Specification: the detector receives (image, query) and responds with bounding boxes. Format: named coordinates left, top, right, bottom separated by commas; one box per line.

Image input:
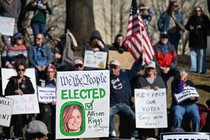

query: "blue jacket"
left=157, top=11, right=185, bottom=37
left=28, top=44, right=52, bottom=67
left=110, top=56, right=143, bottom=107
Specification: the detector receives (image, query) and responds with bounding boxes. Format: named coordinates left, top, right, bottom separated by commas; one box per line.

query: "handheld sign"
left=56, top=70, right=110, bottom=139
left=161, top=132, right=210, bottom=140
left=37, top=86, right=56, bottom=103
left=84, top=50, right=107, bottom=69
left=0, top=16, right=15, bottom=36
left=0, top=97, right=14, bottom=127
left=173, top=86, right=199, bottom=103
left=108, top=50, right=135, bottom=70
left=135, top=88, right=167, bottom=128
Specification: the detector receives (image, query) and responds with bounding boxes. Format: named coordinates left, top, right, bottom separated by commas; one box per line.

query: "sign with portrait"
left=0, top=97, right=14, bottom=127
left=108, top=50, right=135, bottom=69
left=135, top=88, right=167, bottom=128
left=56, top=70, right=110, bottom=139
left=160, top=132, right=210, bottom=140
left=0, top=16, right=15, bottom=36
left=173, top=87, right=200, bottom=103
left=84, top=50, right=107, bottom=69
left=1, top=68, right=39, bottom=114
left=37, top=86, right=56, bottom=103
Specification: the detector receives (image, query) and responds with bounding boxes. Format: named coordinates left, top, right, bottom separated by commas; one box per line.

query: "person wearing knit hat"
left=26, top=120, right=48, bottom=140
left=82, top=30, right=109, bottom=68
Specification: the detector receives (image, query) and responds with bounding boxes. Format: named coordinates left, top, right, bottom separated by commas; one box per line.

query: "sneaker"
left=109, top=131, right=116, bottom=137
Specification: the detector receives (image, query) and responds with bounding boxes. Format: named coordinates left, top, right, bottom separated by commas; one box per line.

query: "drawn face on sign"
left=67, top=108, right=82, bottom=132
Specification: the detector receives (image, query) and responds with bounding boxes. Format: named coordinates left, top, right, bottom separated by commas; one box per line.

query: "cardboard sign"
left=173, top=87, right=199, bottom=103
left=37, top=86, right=56, bottom=103
left=84, top=50, right=107, bottom=69
left=135, top=88, right=167, bottom=128
left=0, top=16, right=15, bottom=36
left=56, top=70, right=110, bottom=139
left=161, top=132, right=210, bottom=140
left=108, top=50, right=135, bottom=70
left=6, top=94, right=39, bottom=115
left=0, top=97, right=14, bottom=127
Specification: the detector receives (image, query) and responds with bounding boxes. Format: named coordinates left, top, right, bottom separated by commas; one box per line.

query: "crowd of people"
left=0, top=0, right=210, bottom=140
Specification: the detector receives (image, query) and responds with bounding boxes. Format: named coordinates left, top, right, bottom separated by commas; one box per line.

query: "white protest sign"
left=0, top=16, right=15, bottom=36
left=37, top=86, right=56, bottom=103
left=56, top=70, right=110, bottom=139
left=84, top=50, right=107, bottom=69
left=6, top=94, right=39, bottom=114
left=1, top=68, right=39, bottom=114
left=0, top=97, right=14, bottom=127
left=135, top=88, right=167, bottom=128
left=174, top=86, right=199, bottom=103
left=161, top=132, right=210, bottom=140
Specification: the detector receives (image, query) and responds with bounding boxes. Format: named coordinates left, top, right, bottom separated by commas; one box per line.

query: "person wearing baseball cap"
left=109, top=52, right=143, bottom=139
left=74, top=59, right=84, bottom=71
left=26, top=120, right=49, bottom=140
left=135, top=60, right=166, bottom=139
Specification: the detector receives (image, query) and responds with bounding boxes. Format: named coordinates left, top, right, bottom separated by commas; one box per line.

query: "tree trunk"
left=66, top=0, right=95, bottom=46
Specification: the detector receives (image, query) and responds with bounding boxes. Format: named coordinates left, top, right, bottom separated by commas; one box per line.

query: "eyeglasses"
left=74, top=64, right=83, bottom=68
left=161, top=35, right=168, bottom=39
left=110, top=65, right=118, bottom=69
left=147, top=67, right=155, bottom=70
left=17, top=68, right=25, bottom=72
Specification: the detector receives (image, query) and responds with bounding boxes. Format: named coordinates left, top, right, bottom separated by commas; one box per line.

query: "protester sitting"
left=1, top=32, right=28, bottom=68
left=135, top=60, right=166, bottom=140
left=109, top=34, right=127, bottom=53
left=28, top=33, right=52, bottom=81
left=153, top=32, right=177, bottom=84
left=26, top=120, right=49, bottom=140
left=170, top=67, right=200, bottom=132
left=109, top=52, right=143, bottom=139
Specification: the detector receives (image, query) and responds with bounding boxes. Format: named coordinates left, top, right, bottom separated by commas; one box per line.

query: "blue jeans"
left=31, top=22, right=46, bottom=37
left=110, top=103, right=138, bottom=137
left=190, top=48, right=206, bottom=73
left=171, top=104, right=200, bottom=132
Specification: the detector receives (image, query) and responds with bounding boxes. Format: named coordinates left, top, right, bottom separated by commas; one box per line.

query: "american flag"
left=124, top=0, right=154, bottom=63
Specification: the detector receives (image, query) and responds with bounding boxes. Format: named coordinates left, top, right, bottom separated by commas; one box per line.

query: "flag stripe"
left=124, top=0, right=154, bottom=63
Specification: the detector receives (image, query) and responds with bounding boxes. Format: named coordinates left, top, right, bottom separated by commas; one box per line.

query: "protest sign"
left=173, top=87, right=200, bottom=103
left=135, top=88, right=167, bottom=128
left=84, top=50, right=107, bottom=69
left=1, top=68, right=39, bottom=114
left=37, top=86, right=56, bottom=103
left=161, top=132, right=210, bottom=140
left=56, top=70, right=110, bottom=139
left=0, top=16, right=15, bottom=36
left=0, top=97, right=13, bottom=127
left=6, top=94, right=39, bottom=114
left=108, top=50, right=135, bottom=69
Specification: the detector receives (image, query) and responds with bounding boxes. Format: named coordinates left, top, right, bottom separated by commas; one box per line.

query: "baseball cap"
left=160, top=31, right=168, bottom=38
left=13, top=32, right=24, bottom=39
left=74, top=59, right=83, bottom=65
left=109, top=60, right=120, bottom=66
left=145, top=61, right=156, bottom=69
left=26, top=120, right=49, bottom=135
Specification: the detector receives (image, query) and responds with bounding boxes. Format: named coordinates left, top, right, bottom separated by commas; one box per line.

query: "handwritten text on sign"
left=6, top=94, right=39, bottom=115
left=174, top=87, right=199, bottom=103
left=0, top=16, right=15, bottom=36
left=84, top=50, right=107, bottom=69
left=38, top=86, right=56, bottom=103
left=135, top=88, right=167, bottom=128
left=56, top=70, right=110, bottom=139
left=161, top=132, right=210, bottom=140
left=0, top=97, right=13, bottom=127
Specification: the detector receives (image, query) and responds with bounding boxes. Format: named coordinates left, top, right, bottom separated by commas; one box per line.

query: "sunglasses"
left=74, top=64, right=83, bottom=68
left=174, top=5, right=178, bottom=7
left=161, top=35, right=168, bottom=39
left=110, top=65, right=118, bottom=69
left=17, top=68, right=25, bottom=72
